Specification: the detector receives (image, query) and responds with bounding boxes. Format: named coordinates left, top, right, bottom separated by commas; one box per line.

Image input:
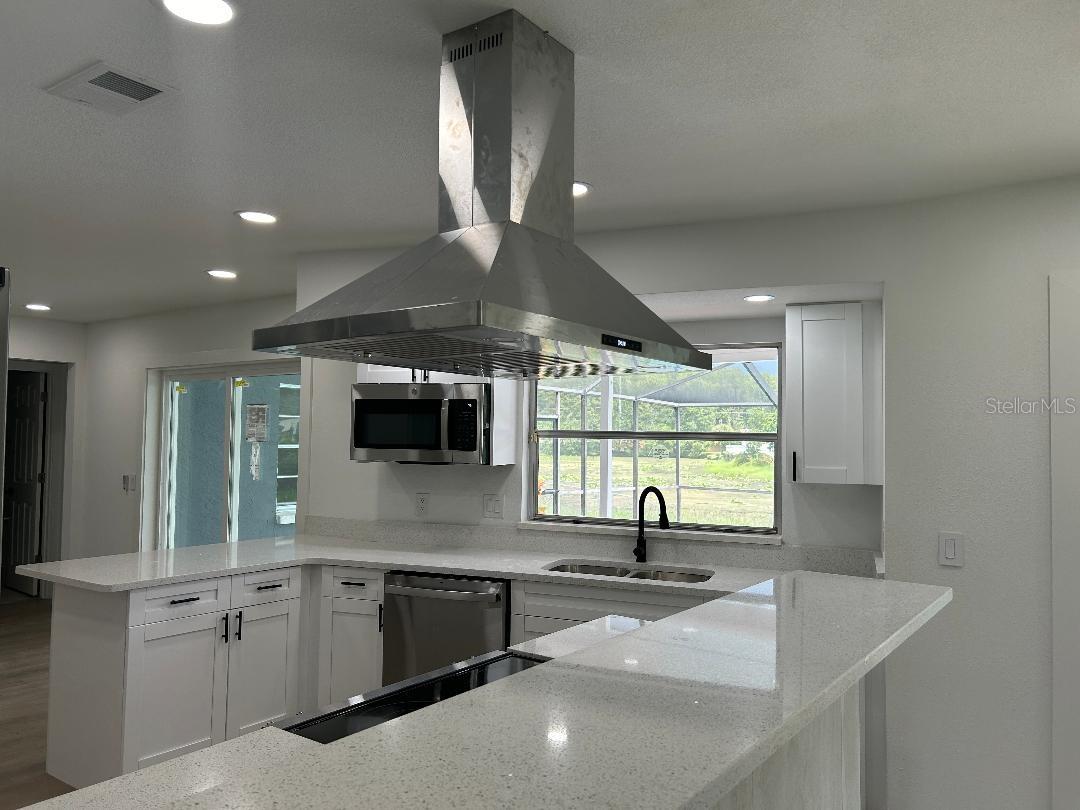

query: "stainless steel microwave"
left=351, top=382, right=516, bottom=465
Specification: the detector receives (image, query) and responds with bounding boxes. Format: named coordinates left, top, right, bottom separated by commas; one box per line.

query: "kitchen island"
left=18, top=537, right=949, bottom=809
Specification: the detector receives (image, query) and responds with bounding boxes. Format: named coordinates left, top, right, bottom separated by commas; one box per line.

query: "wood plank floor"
left=0, top=597, right=73, bottom=809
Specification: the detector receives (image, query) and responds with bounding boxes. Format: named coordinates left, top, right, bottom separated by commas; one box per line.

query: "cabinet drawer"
left=521, top=581, right=702, bottom=623
left=329, top=567, right=383, bottom=601
left=231, top=567, right=302, bottom=608
left=135, top=577, right=231, bottom=626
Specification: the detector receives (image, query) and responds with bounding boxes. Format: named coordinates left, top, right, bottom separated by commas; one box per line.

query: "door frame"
left=1049, top=276, right=1080, bottom=809
left=6, top=360, right=68, bottom=598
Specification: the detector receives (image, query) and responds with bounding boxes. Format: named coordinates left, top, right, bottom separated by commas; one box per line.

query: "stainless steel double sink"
left=544, top=560, right=714, bottom=584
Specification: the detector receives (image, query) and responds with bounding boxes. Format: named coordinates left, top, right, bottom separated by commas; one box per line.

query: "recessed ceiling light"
left=25, top=303, right=51, bottom=312
left=207, top=269, right=238, bottom=280
left=235, top=210, right=277, bottom=225
left=161, top=0, right=235, bottom=25
left=572, top=181, right=593, bottom=198
left=743, top=294, right=776, bottom=303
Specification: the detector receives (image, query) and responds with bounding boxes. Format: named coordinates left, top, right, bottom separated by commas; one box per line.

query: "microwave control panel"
left=448, top=399, right=479, bottom=452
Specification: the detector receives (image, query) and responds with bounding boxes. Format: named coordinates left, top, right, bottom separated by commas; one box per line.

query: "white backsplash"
left=302, top=516, right=879, bottom=577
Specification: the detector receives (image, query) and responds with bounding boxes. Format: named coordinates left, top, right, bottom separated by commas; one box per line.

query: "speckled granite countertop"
left=16, top=534, right=777, bottom=597
left=30, top=571, right=950, bottom=809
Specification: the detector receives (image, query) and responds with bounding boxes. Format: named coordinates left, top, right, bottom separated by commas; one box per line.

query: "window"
left=529, top=345, right=779, bottom=534
left=159, top=365, right=301, bottom=548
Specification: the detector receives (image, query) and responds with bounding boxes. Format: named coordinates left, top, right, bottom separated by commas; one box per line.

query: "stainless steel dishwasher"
left=382, top=572, right=509, bottom=685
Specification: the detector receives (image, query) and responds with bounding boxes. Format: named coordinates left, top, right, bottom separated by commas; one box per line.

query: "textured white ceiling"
left=3, top=0, right=1080, bottom=321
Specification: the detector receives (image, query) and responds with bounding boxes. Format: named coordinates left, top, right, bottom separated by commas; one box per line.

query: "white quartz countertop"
left=16, top=534, right=776, bottom=597
left=30, top=727, right=316, bottom=810
left=510, top=613, right=646, bottom=659
left=31, top=570, right=950, bottom=810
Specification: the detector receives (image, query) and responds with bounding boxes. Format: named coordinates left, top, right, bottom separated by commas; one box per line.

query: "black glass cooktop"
left=283, top=651, right=544, bottom=744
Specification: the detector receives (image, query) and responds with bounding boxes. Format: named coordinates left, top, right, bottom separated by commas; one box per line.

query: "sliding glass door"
left=162, top=365, right=301, bottom=548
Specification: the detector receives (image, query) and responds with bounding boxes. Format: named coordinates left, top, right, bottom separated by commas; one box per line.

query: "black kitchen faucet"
left=634, top=487, right=670, bottom=563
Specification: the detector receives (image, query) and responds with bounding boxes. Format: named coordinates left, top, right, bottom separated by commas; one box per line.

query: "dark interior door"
left=1, top=370, right=46, bottom=596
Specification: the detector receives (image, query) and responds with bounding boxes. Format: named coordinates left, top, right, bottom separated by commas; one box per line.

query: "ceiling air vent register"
left=46, top=61, right=173, bottom=115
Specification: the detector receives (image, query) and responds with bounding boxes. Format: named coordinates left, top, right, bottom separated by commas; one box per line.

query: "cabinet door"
left=786, top=303, right=865, bottom=484
left=126, top=612, right=228, bottom=770
left=225, top=599, right=301, bottom=738
left=321, top=597, right=383, bottom=705
left=523, top=614, right=580, bottom=641
left=520, top=581, right=704, bottom=623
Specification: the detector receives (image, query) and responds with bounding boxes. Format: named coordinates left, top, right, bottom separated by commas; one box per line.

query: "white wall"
left=9, top=316, right=87, bottom=561
left=77, top=296, right=296, bottom=558
left=673, top=315, right=786, bottom=345
left=581, top=183, right=1065, bottom=810
left=298, top=174, right=1079, bottom=808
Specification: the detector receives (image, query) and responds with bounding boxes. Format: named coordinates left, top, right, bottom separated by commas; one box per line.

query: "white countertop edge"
left=519, top=519, right=782, bottom=545
left=17, top=545, right=772, bottom=598
left=691, top=580, right=954, bottom=803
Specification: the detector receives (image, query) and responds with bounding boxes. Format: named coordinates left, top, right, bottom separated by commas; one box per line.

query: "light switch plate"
left=415, top=492, right=430, bottom=517
left=938, top=532, right=965, bottom=567
left=482, top=494, right=503, bottom=519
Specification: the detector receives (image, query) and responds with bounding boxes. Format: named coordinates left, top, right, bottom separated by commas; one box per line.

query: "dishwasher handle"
left=384, top=584, right=501, bottom=603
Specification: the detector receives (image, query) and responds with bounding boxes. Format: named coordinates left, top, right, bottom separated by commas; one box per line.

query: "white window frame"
left=145, top=360, right=300, bottom=550
left=527, top=343, right=781, bottom=535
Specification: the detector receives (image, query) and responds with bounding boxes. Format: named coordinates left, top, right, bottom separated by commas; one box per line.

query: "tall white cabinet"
left=785, top=301, right=883, bottom=485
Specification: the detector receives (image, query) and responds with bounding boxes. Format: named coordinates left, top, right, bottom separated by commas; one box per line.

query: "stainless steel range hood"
left=253, top=10, right=710, bottom=378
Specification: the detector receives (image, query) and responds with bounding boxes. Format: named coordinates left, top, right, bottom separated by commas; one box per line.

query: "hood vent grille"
left=47, top=61, right=173, bottom=115
left=478, top=33, right=503, bottom=52
left=448, top=32, right=503, bottom=63
left=284, top=332, right=613, bottom=379
left=447, top=43, right=473, bottom=63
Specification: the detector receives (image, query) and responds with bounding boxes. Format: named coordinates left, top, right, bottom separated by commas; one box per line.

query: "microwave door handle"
left=440, top=400, right=450, bottom=452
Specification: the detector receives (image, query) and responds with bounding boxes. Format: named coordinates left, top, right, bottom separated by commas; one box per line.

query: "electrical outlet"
left=938, top=532, right=965, bottom=567
left=482, top=494, right=503, bottom=519
left=415, top=492, right=430, bottom=517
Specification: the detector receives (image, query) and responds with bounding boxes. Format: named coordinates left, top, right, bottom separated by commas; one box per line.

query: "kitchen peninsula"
left=18, top=534, right=949, bottom=809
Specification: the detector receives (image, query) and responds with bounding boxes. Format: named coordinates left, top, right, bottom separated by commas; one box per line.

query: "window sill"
left=518, top=520, right=782, bottom=546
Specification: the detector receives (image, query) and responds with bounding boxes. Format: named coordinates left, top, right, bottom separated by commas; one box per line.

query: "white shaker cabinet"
left=123, top=586, right=302, bottom=773
left=224, top=598, right=302, bottom=738
left=321, top=597, right=383, bottom=704
left=316, top=567, right=385, bottom=706
left=125, top=611, right=229, bottom=770
left=785, top=302, right=883, bottom=485
left=508, top=580, right=707, bottom=645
